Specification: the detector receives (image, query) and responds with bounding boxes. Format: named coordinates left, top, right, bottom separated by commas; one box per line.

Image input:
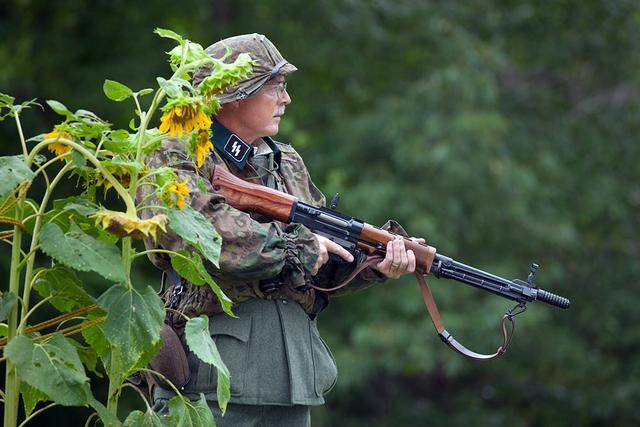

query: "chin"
left=264, top=124, right=279, bottom=136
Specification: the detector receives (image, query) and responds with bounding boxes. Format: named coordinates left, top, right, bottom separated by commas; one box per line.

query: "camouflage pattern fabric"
left=138, top=138, right=387, bottom=320
left=193, top=33, right=297, bottom=104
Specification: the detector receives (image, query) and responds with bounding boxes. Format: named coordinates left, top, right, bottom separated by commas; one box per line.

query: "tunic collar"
left=210, top=120, right=281, bottom=170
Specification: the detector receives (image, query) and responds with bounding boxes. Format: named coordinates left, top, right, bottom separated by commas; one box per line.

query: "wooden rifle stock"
left=211, top=165, right=437, bottom=272
left=211, top=166, right=296, bottom=223
left=358, top=224, right=436, bottom=273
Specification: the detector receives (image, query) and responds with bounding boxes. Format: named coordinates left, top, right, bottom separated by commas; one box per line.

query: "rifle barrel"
left=430, top=254, right=570, bottom=309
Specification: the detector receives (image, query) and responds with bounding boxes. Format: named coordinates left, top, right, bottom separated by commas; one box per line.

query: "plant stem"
left=120, top=382, right=152, bottom=412
left=128, top=89, right=165, bottom=200
left=26, top=139, right=136, bottom=215
left=17, top=402, right=58, bottom=427
left=132, top=248, right=188, bottom=261
left=16, top=295, right=52, bottom=332
left=128, top=57, right=211, bottom=195
left=122, top=237, right=133, bottom=289
left=32, top=153, right=71, bottom=177
left=106, top=361, right=120, bottom=424
left=19, top=162, right=73, bottom=333
left=3, top=204, right=24, bottom=427
left=13, top=112, right=28, bottom=158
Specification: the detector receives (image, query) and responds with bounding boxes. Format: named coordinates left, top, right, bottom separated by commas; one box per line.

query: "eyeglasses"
left=263, top=80, right=288, bottom=99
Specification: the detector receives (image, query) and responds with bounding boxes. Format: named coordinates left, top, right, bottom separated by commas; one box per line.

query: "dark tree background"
left=1, top=1, right=639, bottom=425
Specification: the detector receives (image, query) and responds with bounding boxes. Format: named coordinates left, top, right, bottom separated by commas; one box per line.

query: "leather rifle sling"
left=310, top=255, right=515, bottom=360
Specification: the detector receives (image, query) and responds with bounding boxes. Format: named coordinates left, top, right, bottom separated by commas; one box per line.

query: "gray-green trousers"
left=152, top=398, right=310, bottom=427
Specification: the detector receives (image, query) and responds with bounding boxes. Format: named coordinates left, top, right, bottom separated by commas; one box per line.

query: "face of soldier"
left=221, top=76, right=291, bottom=144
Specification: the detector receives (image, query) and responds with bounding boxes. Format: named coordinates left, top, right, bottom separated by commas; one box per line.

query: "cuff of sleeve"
left=280, top=223, right=319, bottom=288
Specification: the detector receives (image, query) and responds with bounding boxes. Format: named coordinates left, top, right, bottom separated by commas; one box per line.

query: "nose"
left=280, top=87, right=291, bottom=105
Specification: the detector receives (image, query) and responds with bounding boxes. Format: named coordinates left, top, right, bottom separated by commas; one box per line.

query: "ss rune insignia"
left=223, top=134, right=251, bottom=162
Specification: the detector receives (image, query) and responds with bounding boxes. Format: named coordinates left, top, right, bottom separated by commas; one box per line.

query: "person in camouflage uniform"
left=142, top=33, right=420, bottom=426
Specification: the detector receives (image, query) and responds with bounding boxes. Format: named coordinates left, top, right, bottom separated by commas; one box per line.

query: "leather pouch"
left=149, top=322, right=191, bottom=389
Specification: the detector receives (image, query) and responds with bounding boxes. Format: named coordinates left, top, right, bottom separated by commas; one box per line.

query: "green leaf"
left=168, top=43, right=210, bottom=68
left=171, top=250, right=205, bottom=285
left=87, top=395, right=122, bottom=427
left=46, top=100, right=72, bottom=116
left=0, top=291, right=17, bottom=322
left=124, top=409, right=168, bottom=427
left=167, top=393, right=215, bottom=427
left=216, top=369, right=231, bottom=415
left=81, top=310, right=109, bottom=360
left=154, top=28, right=184, bottom=44
left=154, top=167, right=176, bottom=187
left=136, top=88, right=155, bottom=97
left=185, top=316, right=231, bottom=414
left=101, top=157, right=143, bottom=174
left=0, top=323, right=8, bottom=337
left=0, top=155, right=35, bottom=199
left=156, top=77, right=181, bottom=98
left=5, top=334, right=90, bottom=406
left=104, top=129, right=135, bottom=154
left=196, top=175, right=207, bottom=193
left=21, top=381, right=48, bottom=417
left=59, top=197, right=99, bottom=216
left=132, top=338, right=163, bottom=372
left=32, top=153, right=47, bottom=165
left=105, top=344, right=133, bottom=387
left=0, top=92, right=16, bottom=107
left=71, top=149, right=86, bottom=167
left=168, top=206, right=221, bottom=267
left=24, top=197, right=97, bottom=236
left=40, top=222, right=126, bottom=283
left=171, top=251, right=233, bottom=316
left=103, top=79, right=134, bottom=101
left=97, top=285, right=165, bottom=371
left=68, top=337, right=101, bottom=377
left=33, top=265, right=95, bottom=313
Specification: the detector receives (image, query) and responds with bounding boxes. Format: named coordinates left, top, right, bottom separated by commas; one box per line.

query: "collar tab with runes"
left=210, top=121, right=282, bottom=170
left=210, top=120, right=254, bottom=169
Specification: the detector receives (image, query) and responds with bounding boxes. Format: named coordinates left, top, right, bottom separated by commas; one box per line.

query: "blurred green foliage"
left=1, top=0, right=639, bottom=425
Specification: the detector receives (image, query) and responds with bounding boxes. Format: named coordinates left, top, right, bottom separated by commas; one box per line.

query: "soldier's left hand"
left=372, top=236, right=425, bottom=279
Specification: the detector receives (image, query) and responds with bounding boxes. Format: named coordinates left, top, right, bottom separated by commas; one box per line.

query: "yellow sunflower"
left=164, top=180, right=190, bottom=209
left=159, top=102, right=212, bottom=138
left=195, top=129, right=213, bottom=168
left=44, top=128, right=73, bottom=157
left=92, top=210, right=168, bottom=241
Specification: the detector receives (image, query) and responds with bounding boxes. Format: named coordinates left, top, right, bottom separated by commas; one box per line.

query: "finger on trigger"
left=329, top=240, right=354, bottom=263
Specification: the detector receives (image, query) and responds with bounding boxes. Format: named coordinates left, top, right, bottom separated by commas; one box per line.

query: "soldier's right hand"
left=311, top=234, right=354, bottom=275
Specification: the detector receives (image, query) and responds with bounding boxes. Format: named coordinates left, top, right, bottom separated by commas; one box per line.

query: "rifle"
left=211, top=167, right=570, bottom=360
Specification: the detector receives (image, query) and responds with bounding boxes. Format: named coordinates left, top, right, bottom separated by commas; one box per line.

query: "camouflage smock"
left=139, top=132, right=385, bottom=320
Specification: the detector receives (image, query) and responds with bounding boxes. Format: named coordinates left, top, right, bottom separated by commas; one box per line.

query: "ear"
left=216, top=102, right=236, bottom=119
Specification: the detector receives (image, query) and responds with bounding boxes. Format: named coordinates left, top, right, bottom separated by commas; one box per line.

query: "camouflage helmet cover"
left=193, top=33, right=297, bottom=104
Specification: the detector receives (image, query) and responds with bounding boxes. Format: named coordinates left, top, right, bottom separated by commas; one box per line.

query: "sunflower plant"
left=0, top=28, right=253, bottom=427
